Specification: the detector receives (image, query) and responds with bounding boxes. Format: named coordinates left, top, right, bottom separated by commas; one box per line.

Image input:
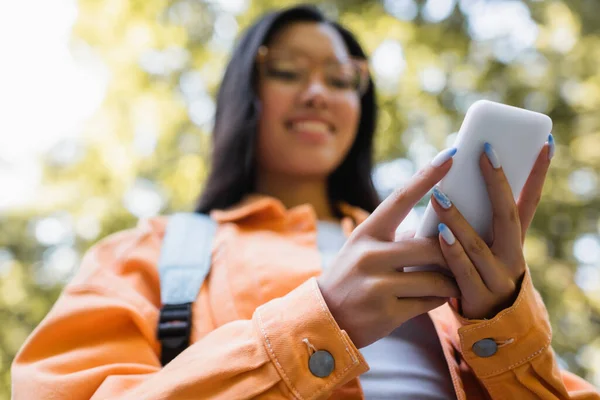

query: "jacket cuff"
left=253, top=277, right=369, bottom=399
left=453, top=268, right=553, bottom=378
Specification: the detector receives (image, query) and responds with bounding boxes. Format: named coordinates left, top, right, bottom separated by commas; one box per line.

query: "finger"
left=366, top=238, right=448, bottom=270
left=479, top=143, right=522, bottom=256
left=437, top=223, right=490, bottom=296
left=387, top=271, right=461, bottom=298
left=393, top=297, right=450, bottom=323
left=360, top=147, right=456, bottom=241
left=430, top=187, right=504, bottom=287
left=395, top=229, right=416, bottom=241
left=517, top=138, right=552, bottom=243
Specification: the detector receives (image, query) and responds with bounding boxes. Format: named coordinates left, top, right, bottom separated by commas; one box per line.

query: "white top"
left=317, top=221, right=456, bottom=400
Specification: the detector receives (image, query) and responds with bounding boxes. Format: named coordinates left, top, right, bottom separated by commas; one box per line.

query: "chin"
left=284, top=160, right=339, bottom=178
left=260, top=147, right=345, bottom=179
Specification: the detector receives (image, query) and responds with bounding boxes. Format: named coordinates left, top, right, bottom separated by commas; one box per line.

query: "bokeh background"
left=1, top=0, right=600, bottom=397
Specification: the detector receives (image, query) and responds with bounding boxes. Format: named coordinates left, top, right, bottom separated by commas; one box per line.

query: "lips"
left=288, top=120, right=332, bottom=134
left=285, top=119, right=334, bottom=144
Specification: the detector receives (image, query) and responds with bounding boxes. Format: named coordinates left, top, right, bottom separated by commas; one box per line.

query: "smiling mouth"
left=287, top=120, right=334, bottom=133
left=286, top=119, right=336, bottom=134
left=285, top=120, right=335, bottom=144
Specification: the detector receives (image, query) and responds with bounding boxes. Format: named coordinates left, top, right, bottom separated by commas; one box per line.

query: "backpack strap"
left=156, top=212, right=217, bottom=366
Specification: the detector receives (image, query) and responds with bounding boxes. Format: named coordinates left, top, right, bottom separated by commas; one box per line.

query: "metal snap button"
left=308, top=350, right=335, bottom=377
left=472, top=338, right=498, bottom=358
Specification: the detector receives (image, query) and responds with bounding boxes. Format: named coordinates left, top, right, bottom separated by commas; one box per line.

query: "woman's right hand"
left=317, top=150, right=460, bottom=349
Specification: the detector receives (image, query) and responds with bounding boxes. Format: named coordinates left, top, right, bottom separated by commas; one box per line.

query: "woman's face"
left=256, top=22, right=362, bottom=180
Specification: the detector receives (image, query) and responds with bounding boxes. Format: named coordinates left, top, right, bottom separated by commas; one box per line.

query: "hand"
left=431, top=139, right=554, bottom=320
left=317, top=148, right=461, bottom=349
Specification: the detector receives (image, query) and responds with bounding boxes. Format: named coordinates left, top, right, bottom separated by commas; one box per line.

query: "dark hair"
left=195, top=4, right=380, bottom=216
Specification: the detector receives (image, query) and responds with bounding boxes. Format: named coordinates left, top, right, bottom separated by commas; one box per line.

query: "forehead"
left=267, top=22, right=350, bottom=61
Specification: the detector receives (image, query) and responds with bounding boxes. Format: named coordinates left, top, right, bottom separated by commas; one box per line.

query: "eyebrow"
left=269, top=44, right=351, bottom=63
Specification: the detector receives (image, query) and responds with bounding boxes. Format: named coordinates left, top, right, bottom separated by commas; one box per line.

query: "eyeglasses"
left=255, top=45, right=370, bottom=96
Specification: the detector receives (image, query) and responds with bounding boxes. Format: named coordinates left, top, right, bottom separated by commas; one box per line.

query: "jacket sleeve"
left=11, top=223, right=368, bottom=400
left=452, top=268, right=600, bottom=399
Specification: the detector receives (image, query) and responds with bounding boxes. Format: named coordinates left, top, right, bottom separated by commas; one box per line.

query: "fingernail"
left=548, top=133, right=555, bottom=160
left=484, top=142, right=501, bottom=169
left=432, top=186, right=452, bottom=209
left=438, top=223, right=456, bottom=245
left=431, top=147, right=457, bottom=167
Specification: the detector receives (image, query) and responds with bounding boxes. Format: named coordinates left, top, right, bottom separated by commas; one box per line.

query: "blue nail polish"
left=432, top=187, right=452, bottom=209
left=483, top=142, right=501, bottom=169
left=431, top=147, right=458, bottom=167
left=438, top=223, right=456, bottom=245
left=548, top=133, right=555, bottom=160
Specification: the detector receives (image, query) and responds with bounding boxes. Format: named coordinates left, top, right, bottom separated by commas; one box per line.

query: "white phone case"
left=416, top=100, right=552, bottom=244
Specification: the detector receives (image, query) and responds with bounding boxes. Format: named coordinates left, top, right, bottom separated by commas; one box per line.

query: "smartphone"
left=415, top=100, right=552, bottom=245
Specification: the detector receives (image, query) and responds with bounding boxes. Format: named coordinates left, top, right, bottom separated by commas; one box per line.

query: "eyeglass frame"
left=255, top=45, right=370, bottom=96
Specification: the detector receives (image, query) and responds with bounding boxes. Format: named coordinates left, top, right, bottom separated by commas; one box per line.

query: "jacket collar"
left=210, top=194, right=369, bottom=228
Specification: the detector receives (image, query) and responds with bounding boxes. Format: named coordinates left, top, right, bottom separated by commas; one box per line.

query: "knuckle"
left=421, top=238, right=446, bottom=260
left=425, top=237, right=439, bottom=247
left=499, top=279, right=516, bottom=296
left=363, top=276, right=377, bottom=292
left=508, top=206, right=519, bottom=224
left=497, top=204, right=519, bottom=223
left=414, top=167, right=429, bottom=181
left=430, top=273, right=443, bottom=289
left=467, top=238, right=487, bottom=256
left=355, top=244, right=377, bottom=268
left=364, top=277, right=385, bottom=297
left=425, top=237, right=443, bottom=253
left=459, top=265, right=478, bottom=281
left=347, top=227, right=363, bottom=241
left=390, top=186, right=410, bottom=205
left=433, top=274, right=451, bottom=292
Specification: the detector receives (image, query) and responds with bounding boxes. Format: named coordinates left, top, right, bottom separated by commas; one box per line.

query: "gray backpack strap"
left=156, top=212, right=217, bottom=366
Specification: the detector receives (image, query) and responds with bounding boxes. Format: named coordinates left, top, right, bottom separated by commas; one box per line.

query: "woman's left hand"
left=431, top=138, right=554, bottom=320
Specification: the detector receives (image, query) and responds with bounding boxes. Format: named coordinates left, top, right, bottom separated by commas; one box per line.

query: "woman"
left=11, top=4, right=599, bottom=399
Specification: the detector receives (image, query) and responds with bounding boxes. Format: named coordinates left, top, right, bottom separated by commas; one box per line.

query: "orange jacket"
left=12, top=195, right=599, bottom=399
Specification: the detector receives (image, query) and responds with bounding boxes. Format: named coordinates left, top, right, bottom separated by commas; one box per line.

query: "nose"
left=298, top=75, right=328, bottom=109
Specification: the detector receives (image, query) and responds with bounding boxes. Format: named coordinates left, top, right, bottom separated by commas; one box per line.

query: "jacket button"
left=309, top=350, right=335, bottom=377
left=472, top=338, right=498, bottom=358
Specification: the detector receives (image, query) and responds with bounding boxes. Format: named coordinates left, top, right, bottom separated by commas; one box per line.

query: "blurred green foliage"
left=2, top=0, right=600, bottom=398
